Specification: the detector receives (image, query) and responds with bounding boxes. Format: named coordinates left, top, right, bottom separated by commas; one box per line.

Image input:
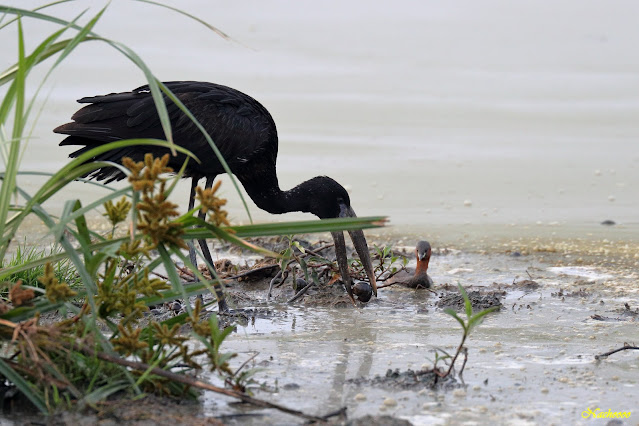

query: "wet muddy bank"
left=172, top=236, right=639, bottom=424
left=3, top=233, right=639, bottom=425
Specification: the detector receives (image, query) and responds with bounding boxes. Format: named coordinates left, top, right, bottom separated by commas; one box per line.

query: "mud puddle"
left=198, top=246, right=638, bottom=425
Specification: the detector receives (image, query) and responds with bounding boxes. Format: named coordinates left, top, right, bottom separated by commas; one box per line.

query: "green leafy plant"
left=370, top=244, right=408, bottom=281
left=191, top=309, right=262, bottom=393
left=266, top=237, right=322, bottom=298
left=439, top=283, right=499, bottom=378
left=268, top=241, right=408, bottom=303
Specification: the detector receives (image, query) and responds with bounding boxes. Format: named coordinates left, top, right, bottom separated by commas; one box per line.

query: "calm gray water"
left=2, top=3, right=639, bottom=425
left=2, top=0, right=638, bottom=242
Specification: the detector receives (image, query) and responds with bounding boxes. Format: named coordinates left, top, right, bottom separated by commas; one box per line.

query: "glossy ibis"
left=386, top=241, right=433, bottom=289
left=54, top=81, right=377, bottom=310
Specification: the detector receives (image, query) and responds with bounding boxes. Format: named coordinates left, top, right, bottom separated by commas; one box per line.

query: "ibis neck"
left=239, top=172, right=312, bottom=216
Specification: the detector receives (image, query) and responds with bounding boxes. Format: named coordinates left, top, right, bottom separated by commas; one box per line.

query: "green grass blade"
left=0, top=249, right=70, bottom=282
left=158, top=82, right=253, bottom=222
left=138, top=282, right=210, bottom=307
left=48, top=7, right=103, bottom=71
left=42, top=139, right=198, bottom=201
left=79, top=380, right=130, bottom=408
left=169, top=246, right=224, bottom=301
left=458, top=283, right=473, bottom=319
left=2, top=139, right=197, bottom=249
left=12, top=17, right=26, bottom=138
left=27, top=203, right=99, bottom=317
left=1, top=161, right=113, bottom=250
left=8, top=170, right=119, bottom=191
left=0, top=0, right=75, bottom=31
left=0, top=359, right=48, bottom=414
left=184, top=216, right=387, bottom=239
left=181, top=216, right=279, bottom=258
left=157, top=244, right=191, bottom=315
left=0, top=6, right=84, bottom=29
left=0, top=37, right=101, bottom=87
left=163, top=157, right=189, bottom=198
left=134, top=0, right=231, bottom=41
left=0, top=236, right=129, bottom=282
left=0, top=299, right=67, bottom=322
left=134, top=357, right=163, bottom=388
left=68, top=199, right=93, bottom=259
left=21, top=9, right=103, bottom=128
left=0, top=18, right=26, bottom=261
left=0, top=13, right=83, bottom=110
left=467, top=306, right=499, bottom=333
left=443, top=308, right=467, bottom=332
left=48, top=186, right=131, bottom=238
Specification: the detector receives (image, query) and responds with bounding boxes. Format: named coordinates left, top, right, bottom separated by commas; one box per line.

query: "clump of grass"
left=0, top=243, right=77, bottom=291
left=0, top=154, right=260, bottom=410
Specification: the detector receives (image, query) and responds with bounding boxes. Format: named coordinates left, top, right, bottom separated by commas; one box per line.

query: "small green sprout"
left=440, top=283, right=499, bottom=378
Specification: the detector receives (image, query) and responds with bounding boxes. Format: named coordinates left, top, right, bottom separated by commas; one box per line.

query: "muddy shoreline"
left=5, top=232, right=638, bottom=425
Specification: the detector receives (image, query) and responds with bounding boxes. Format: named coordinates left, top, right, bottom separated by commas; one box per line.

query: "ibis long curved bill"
left=331, top=204, right=377, bottom=303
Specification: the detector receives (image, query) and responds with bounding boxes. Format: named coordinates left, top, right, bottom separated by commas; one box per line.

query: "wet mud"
left=348, top=368, right=458, bottom=392
left=4, top=235, right=639, bottom=425
left=435, top=289, right=504, bottom=311
left=183, top=236, right=639, bottom=425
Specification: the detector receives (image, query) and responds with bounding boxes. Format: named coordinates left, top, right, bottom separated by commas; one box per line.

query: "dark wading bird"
left=54, top=81, right=377, bottom=311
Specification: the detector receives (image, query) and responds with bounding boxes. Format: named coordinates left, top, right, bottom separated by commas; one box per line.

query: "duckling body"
left=388, top=241, right=433, bottom=289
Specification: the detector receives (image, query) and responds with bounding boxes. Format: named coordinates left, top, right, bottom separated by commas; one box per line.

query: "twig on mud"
left=153, top=271, right=170, bottom=280
left=594, top=343, right=639, bottom=360
left=436, top=330, right=467, bottom=379
left=375, top=264, right=406, bottom=283
left=287, top=280, right=315, bottom=304
left=232, top=351, right=259, bottom=379
left=225, top=264, right=278, bottom=280
left=320, top=406, right=347, bottom=420
left=267, top=270, right=287, bottom=300
left=376, top=282, right=395, bottom=289
left=376, top=273, right=405, bottom=289
left=378, top=279, right=438, bottom=294
left=268, top=243, right=332, bottom=301
left=302, top=243, right=334, bottom=258
left=74, top=343, right=326, bottom=423
left=458, top=347, right=469, bottom=379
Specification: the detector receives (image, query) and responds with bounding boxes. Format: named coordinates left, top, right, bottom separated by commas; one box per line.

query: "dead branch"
left=74, top=343, right=326, bottom=423
left=458, top=347, right=469, bottom=379
left=595, top=343, right=639, bottom=360
left=287, top=280, right=315, bottom=304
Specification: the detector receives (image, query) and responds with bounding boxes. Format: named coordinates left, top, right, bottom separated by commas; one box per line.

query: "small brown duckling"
left=386, top=241, right=433, bottom=289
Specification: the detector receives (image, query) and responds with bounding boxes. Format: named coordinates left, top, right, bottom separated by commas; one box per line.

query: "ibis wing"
left=54, top=81, right=277, bottom=181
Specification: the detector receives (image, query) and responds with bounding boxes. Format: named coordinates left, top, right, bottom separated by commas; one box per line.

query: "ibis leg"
left=197, top=177, right=229, bottom=312
left=187, top=177, right=200, bottom=277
